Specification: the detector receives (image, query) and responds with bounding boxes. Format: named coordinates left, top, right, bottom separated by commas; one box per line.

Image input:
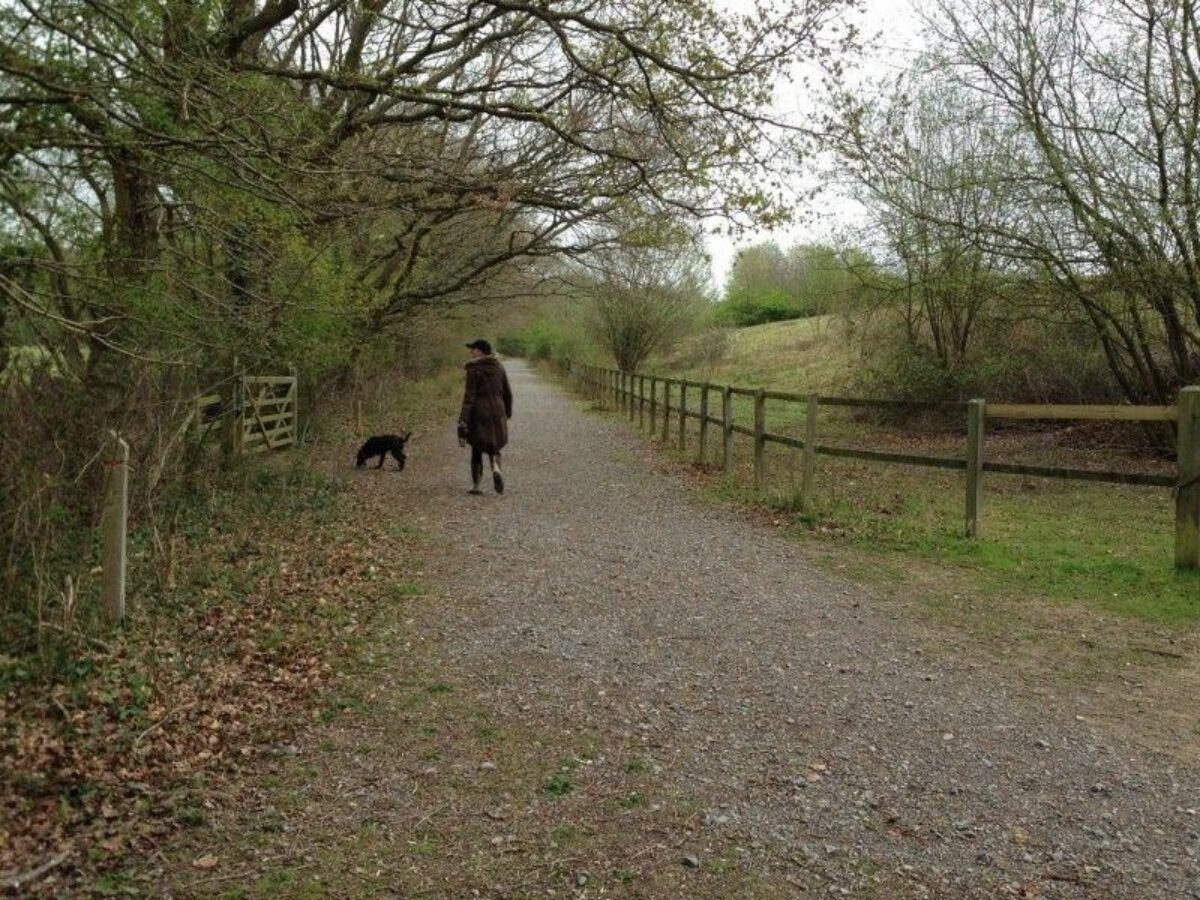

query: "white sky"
left=704, top=0, right=925, bottom=288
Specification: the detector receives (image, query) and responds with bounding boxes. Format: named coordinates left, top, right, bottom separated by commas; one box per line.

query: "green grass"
left=793, top=460, right=1199, bottom=623
left=594, top=316, right=1200, bottom=629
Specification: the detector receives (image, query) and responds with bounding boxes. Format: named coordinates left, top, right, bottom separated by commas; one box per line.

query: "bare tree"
left=917, top=0, right=1200, bottom=402
left=584, top=239, right=712, bottom=372
left=835, top=69, right=1023, bottom=370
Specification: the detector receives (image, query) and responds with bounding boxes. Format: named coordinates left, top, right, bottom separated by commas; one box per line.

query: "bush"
left=499, top=314, right=587, bottom=370
left=712, top=288, right=806, bottom=326
left=858, top=317, right=1123, bottom=405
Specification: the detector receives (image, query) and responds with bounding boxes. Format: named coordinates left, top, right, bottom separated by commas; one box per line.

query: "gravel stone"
left=400, top=361, right=1200, bottom=899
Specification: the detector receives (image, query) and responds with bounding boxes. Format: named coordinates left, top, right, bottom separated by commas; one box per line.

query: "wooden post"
left=639, top=376, right=645, bottom=429
left=965, top=399, right=986, bottom=538
left=101, top=432, right=129, bottom=624
left=802, top=394, right=818, bottom=503
left=722, top=385, right=733, bottom=473
left=650, top=376, right=657, bottom=425
left=234, top=374, right=246, bottom=455
left=753, top=388, right=766, bottom=492
left=628, top=372, right=636, bottom=421
left=290, top=363, right=299, bottom=444
left=662, top=379, right=671, bottom=442
left=678, top=382, right=688, bottom=450
left=699, top=384, right=710, bottom=463
left=1176, top=386, right=1200, bottom=569
left=227, top=357, right=241, bottom=456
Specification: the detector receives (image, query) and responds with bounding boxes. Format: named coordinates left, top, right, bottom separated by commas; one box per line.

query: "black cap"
left=466, top=339, right=492, bottom=354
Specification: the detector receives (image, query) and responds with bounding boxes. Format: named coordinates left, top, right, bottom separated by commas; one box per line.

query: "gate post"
left=698, top=384, right=710, bottom=463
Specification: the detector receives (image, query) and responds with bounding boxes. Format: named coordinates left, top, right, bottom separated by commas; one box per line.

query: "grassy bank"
left=578, top=319, right=1197, bottom=630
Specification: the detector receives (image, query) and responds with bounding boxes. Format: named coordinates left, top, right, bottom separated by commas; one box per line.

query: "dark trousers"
left=470, top=446, right=500, bottom=484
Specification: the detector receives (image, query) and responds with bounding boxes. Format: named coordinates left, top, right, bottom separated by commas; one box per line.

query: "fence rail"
left=569, top=362, right=1200, bottom=571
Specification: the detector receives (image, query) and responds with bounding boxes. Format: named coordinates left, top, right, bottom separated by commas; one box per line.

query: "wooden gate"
left=237, top=373, right=297, bottom=453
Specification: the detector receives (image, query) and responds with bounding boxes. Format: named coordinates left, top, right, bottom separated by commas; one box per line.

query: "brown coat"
left=458, top=355, right=512, bottom=453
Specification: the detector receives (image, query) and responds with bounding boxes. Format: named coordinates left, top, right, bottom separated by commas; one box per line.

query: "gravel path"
left=398, top=360, right=1199, bottom=899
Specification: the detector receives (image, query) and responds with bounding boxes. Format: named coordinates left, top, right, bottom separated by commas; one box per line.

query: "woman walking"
left=457, top=339, right=513, bottom=494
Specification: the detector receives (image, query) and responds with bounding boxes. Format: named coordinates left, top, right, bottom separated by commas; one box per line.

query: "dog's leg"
left=393, top=449, right=405, bottom=470
left=376, top=454, right=385, bottom=469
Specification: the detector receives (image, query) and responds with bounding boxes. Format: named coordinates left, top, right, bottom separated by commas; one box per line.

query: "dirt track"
left=166, top=359, right=1200, bottom=898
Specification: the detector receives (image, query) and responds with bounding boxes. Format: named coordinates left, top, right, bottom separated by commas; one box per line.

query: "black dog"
left=355, top=432, right=411, bottom=470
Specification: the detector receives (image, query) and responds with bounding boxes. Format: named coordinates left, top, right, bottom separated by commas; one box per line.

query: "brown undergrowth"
left=1, top=374, right=457, bottom=896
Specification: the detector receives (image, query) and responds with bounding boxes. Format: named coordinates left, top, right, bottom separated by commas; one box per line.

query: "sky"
left=703, top=0, right=925, bottom=288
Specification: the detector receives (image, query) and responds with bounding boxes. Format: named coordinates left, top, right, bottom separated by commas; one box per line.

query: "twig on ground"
left=1, top=849, right=71, bottom=891
left=133, top=700, right=198, bottom=748
left=1131, top=645, right=1185, bottom=660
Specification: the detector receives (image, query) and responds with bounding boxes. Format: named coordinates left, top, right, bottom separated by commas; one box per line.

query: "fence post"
left=679, top=382, right=688, bottom=450
left=722, top=385, right=733, bottom=473
left=650, top=376, right=657, bottom=425
left=699, top=384, right=710, bottom=463
left=753, top=388, right=766, bottom=492
left=1177, top=386, right=1200, bottom=569
left=662, top=379, right=672, bottom=441
left=628, top=371, right=636, bottom=421
left=965, top=398, right=986, bottom=538
left=638, top=376, right=645, bottom=429
left=101, top=431, right=129, bottom=624
left=802, top=394, right=818, bottom=503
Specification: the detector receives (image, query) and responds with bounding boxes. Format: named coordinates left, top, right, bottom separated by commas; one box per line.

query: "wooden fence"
left=569, top=362, right=1200, bottom=571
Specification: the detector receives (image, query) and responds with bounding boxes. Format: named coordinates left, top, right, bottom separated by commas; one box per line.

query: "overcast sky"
left=703, top=0, right=925, bottom=288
